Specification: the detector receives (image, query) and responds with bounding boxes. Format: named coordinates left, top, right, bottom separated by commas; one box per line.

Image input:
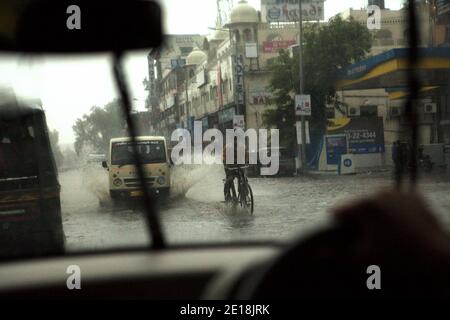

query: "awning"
left=385, top=86, right=440, bottom=100
left=336, top=48, right=450, bottom=91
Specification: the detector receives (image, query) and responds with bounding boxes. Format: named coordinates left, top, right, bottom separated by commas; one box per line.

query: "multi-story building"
left=145, top=34, right=204, bottom=137
left=144, top=0, right=449, bottom=169
left=146, top=0, right=300, bottom=143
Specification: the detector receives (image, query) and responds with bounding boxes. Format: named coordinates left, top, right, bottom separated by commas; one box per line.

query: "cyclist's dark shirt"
left=222, top=141, right=248, bottom=168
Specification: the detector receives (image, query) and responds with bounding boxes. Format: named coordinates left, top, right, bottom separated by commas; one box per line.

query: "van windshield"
left=111, top=141, right=166, bottom=165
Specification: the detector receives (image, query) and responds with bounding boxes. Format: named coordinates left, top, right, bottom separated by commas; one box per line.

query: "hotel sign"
left=233, top=55, right=245, bottom=106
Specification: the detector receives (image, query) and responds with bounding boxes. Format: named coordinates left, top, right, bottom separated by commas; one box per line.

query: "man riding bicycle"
left=222, top=136, right=249, bottom=202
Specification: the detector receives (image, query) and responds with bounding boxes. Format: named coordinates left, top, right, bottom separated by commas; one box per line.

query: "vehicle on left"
left=0, top=88, right=65, bottom=259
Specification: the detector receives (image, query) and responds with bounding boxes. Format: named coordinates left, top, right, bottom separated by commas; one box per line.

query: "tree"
left=264, top=16, right=372, bottom=148
left=73, top=99, right=127, bottom=155
left=49, top=129, right=64, bottom=168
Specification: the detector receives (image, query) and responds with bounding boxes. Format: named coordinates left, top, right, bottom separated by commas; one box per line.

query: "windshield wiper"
left=396, top=0, right=420, bottom=190
left=112, top=52, right=165, bottom=250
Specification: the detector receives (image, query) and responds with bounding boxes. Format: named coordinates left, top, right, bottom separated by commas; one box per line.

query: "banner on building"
left=263, top=40, right=297, bottom=53
left=249, top=85, right=272, bottom=105
left=327, top=117, right=385, bottom=154
left=148, top=57, right=156, bottom=102
left=261, top=0, right=325, bottom=23
left=245, top=43, right=258, bottom=58
left=233, top=55, right=245, bottom=106
left=295, top=94, right=312, bottom=116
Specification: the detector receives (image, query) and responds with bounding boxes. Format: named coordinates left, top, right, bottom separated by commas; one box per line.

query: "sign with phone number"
left=329, top=117, right=385, bottom=155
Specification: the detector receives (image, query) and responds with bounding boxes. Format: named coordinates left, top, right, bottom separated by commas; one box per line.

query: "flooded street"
left=60, top=166, right=450, bottom=251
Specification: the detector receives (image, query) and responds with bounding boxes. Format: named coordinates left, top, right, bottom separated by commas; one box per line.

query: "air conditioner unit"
left=348, top=107, right=360, bottom=117
left=389, top=106, right=402, bottom=117
left=423, top=103, right=437, bottom=114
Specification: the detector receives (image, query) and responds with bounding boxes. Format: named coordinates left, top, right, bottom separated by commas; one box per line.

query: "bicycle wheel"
left=239, top=182, right=254, bottom=214
left=224, top=180, right=232, bottom=202
left=225, top=178, right=239, bottom=206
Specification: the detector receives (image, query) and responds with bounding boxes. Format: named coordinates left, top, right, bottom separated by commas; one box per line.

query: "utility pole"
left=297, top=0, right=307, bottom=173
left=184, top=65, right=190, bottom=133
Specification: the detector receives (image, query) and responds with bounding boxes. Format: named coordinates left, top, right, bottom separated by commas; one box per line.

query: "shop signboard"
left=328, top=117, right=385, bottom=155
left=233, top=55, right=245, bottom=106
left=219, top=107, right=235, bottom=124
left=295, top=94, right=312, bottom=116
left=261, top=0, right=325, bottom=23
left=233, top=115, right=245, bottom=129
left=263, top=40, right=297, bottom=53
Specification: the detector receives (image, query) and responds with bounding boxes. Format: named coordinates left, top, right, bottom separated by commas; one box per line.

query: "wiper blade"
left=112, top=52, right=165, bottom=250
left=396, top=0, right=420, bottom=190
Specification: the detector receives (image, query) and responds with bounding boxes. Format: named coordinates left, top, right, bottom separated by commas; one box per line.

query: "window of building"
left=210, top=86, right=216, bottom=100
left=243, top=29, right=252, bottom=42
left=223, top=80, right=228, bottom=96
left=234, top=30, right=240, bottom=43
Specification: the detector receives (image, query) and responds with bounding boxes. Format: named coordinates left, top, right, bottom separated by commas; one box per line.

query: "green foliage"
left=73, top=99, right=126, bottom=155
left=264, top=16, right=372, bottom=147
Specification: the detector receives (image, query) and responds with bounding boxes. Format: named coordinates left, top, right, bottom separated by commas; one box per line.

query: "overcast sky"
left=0, top=0, right=403, bottom=146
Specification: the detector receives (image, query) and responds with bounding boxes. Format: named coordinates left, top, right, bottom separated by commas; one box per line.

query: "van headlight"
left=157, top=176, right=166, bottom=185
left=113, top=178, right=123, bottom=187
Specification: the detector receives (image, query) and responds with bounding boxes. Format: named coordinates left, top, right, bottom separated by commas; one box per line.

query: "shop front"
left=218, top=105, right=236, bottom=133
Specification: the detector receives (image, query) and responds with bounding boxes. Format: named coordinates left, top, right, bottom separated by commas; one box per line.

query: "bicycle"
left=224, top=166, right=254, bottom=214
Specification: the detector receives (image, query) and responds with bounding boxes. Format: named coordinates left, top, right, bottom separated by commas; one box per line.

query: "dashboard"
left=0, top=246, right=280, bottom=299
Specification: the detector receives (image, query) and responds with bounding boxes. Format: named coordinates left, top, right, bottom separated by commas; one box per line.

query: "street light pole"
left=298, top=0, right=307, bottom=173
left=183, top=64, right=190, bottom=133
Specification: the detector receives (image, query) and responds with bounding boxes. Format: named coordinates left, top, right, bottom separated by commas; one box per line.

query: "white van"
left=103, top=136, right=171, bottom=200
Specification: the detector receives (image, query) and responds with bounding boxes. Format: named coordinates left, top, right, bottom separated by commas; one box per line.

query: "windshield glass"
left=0, top=0, right=449, bottom=259
left=111, top=141, right=166, bottom=165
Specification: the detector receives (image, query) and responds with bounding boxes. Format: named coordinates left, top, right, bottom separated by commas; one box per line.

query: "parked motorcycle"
left=418, top=153, right=434, bottom=172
